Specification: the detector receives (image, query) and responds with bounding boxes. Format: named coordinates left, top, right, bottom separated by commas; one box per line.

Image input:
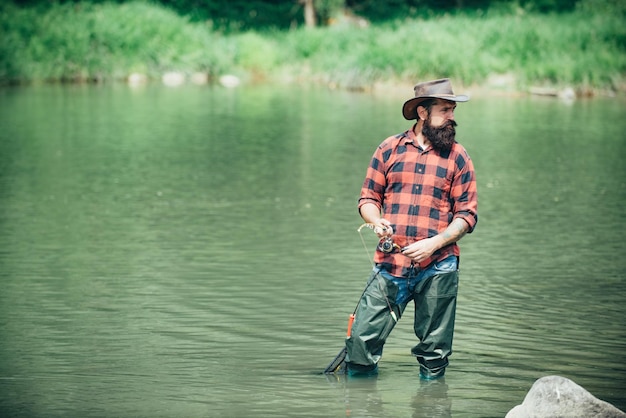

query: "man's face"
left=427, top=99, right=456, bottom=127
left=421, top=100, right=458, bottom=152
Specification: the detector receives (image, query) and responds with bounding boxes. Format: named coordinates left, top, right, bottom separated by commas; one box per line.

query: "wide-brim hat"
left=402, top=78, right=469, bottom=120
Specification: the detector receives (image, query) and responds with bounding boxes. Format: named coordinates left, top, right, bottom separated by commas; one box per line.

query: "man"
left=345, top=78, right=478, bottom=379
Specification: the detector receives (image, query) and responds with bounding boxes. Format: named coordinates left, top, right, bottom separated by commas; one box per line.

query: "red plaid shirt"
left=359, top=125, right=478, bottom=277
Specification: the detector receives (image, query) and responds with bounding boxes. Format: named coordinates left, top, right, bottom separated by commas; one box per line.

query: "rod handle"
left=346, top=313, right=355, bottom=337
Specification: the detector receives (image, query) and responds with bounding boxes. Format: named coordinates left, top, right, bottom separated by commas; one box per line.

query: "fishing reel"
left=358, top=222, right=401, bottom=254
left=377, top=236, right=401, bottom=254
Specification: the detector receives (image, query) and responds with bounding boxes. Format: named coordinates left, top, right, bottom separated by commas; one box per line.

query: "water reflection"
left=412, top=379, right=451, bottom=418
left=323, top=373, right=452, bottom=417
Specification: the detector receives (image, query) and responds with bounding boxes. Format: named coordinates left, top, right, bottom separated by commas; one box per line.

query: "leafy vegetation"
left=9, top=0, right=615, bottom=30
left=1, top=0, right=624, bottom=93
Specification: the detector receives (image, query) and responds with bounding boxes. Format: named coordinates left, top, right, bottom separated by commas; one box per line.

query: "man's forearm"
left=401, top=217, right=470, bottom=263
left=434, top=217, right=470, bottom=249
left=359, top=202, right=383, bottom=225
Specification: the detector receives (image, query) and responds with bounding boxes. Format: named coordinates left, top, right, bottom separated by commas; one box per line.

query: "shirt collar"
left=403, top=123, right=430, bottom=152
left=403, top=123, right=418, bottom=144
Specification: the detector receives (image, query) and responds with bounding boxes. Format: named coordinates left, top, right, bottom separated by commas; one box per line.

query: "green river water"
left=0, top=83, right=624, bottom=417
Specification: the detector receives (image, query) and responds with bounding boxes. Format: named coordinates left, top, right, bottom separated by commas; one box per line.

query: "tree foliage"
left=6, top=0, right=615, bottom=30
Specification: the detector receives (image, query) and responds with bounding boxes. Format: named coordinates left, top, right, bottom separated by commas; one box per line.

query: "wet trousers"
left=345, top=256, right=459, bottom=372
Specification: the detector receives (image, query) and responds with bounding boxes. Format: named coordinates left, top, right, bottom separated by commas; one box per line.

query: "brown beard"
left=422, top=117, right=457, bottom=152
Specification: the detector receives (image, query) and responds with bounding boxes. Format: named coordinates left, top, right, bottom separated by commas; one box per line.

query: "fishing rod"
left=323, top=223, right=399, bottom=374
left=323, top=273, right=375, bottom=374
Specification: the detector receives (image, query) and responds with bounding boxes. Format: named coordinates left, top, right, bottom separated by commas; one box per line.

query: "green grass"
left=1, top=1, right=625, bottom=93
left=0, top=2, right=229, bottom=82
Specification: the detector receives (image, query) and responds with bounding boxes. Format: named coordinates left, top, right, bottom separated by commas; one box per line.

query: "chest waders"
left=344, top=262, right=459, bottom=377
left=323, top=268, right=384, bottom=375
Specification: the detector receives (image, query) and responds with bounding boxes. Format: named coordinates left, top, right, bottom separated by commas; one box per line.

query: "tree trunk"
left=303, top=0, right=316, bottom=28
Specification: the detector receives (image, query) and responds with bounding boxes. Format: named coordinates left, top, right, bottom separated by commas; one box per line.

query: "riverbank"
left=1, top=2, right=625, bottom=97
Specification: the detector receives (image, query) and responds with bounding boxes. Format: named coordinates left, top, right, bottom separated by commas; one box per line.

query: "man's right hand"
left=373, top=219, right=393, bottom=238
left=360, top=203, right=393, bottom=237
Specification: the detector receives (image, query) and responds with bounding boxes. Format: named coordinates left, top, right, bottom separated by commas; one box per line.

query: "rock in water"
left=506, top=375, right=626, bottom=418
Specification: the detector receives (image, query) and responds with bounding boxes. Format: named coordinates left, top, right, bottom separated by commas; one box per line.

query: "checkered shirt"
left=358, top=126, right=478, bottom=277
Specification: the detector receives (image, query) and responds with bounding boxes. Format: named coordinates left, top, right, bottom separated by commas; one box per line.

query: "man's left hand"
left=401, top=237, right=442, bottom=263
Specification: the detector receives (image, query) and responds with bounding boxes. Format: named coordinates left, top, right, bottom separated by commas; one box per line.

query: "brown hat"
left=402, top=78, right=469, bottom=120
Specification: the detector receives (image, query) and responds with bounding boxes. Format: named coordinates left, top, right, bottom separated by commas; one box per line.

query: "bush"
left=0, top=2, right=230, bottom=82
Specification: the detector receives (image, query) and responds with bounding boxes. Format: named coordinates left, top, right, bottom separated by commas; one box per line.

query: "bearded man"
left=345, top=78, right=478, bottom=379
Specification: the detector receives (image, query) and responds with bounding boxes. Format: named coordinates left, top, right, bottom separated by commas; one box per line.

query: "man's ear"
left=417, top=105, right=428, bottom=121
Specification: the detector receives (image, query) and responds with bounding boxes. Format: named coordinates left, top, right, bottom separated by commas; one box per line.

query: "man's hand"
left=401, top=237, right=442, bottom=263
left=402, top=218, right=470, bottom=263
left=360, top=203, right=393, bottom=238
left=373, top=219, right=393, bottom=238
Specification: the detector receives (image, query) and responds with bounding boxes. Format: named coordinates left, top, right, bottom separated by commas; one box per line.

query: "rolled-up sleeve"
left=451, top=150, right=478, bottom=233
left=358, top=145, right=387, bottom=212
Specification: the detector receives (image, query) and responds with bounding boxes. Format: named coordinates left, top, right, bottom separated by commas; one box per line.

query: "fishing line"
left=356, top=223, right=398, bottom=323
left=357, top=223, right=376, bottom=267
left=323, top=224, right=399, bottom=374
